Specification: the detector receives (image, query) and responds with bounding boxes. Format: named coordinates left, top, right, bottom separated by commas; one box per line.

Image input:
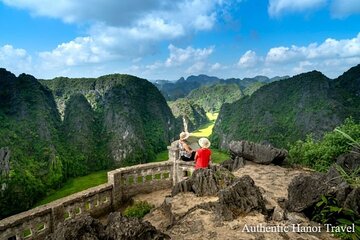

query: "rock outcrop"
left=287, top=166, right=352, bottom=213
left=171, top=171, right=266, bottom=222
left=211, top=175, right=267, bottom=221
left=171, top=166, right=235, bottom=197
left=229, top=140, right=287, bottom=165
left=336, top=152, right=360, bottom=175
left=344, top=187, right=360, bottom=217
left=220, top=156, right=245, bottom=172
left=46, top=213, right=170, bottom=240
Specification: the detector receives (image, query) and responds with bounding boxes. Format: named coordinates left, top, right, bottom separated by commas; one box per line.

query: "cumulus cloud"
left=1, top=0, right=229, bottom=70
left=268, top=0, right=326, bottom=17
left=265, top=33, right=360, bottom=63
left=237, top=33, right=360, bottom=78
left=165, top=44, right=214, bottom=67
left=0, top=45, right=32, bottom=74
left=238, top=50, right=261, bottom=68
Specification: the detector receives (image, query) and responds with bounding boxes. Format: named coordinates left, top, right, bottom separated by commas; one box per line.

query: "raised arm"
left=182, top=141, right=193, bottom=153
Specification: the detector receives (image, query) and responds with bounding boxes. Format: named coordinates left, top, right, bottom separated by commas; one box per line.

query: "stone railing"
left=0, top=143, right=193, bottom=240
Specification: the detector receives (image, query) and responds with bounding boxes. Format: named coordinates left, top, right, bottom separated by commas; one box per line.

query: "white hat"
left=179, top=132, right=190, bottom=140
left=198, top=138, right=211, bottom=148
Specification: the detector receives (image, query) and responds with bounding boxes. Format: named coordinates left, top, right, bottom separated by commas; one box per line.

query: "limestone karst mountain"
left=0, top=70, right=179, bottom=219
left=212, top=65, right=360, bottom=149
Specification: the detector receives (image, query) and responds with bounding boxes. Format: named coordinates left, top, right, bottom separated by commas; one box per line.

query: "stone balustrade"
left=0, top=144, right=193, bottom=240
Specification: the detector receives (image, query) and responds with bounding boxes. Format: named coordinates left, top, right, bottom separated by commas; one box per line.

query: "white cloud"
left=238, top=50, right=260, bottom=68
left=39, top=37, right=111, bottom=68
left=1, top=0, right=229, bottom=71
left=0, top=0, right=182, bottom=26
left=0, top=45, right=32, bottom=74
left=210, top=62, right=222, bottom=71
left=186, top=61, right=206, bottom=74
left=265, top=33, right=360, bottom=64
left=331, top=0, right=360, bottom=18
left=268, top=0, right=327, bottom=17
left=236, top=33, right=360, bottom=78
left=165, top=44, right=214, bottom=67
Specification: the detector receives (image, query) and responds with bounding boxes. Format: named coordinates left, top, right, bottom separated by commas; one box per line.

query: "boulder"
left=229, top=140, right=287, bottom=165
left=220, top=156, right=245, bottom=172
left=45, top=215, right=106, bottom=240
left=105, top=212, right=170, bottom=240
left=287, top=166, right=352, bottom=212
left=171, top=166, right=235, bottom=197
left=211, top=175, right=266, bottom=221
left=344, top=188, right=360, bottom=217
left=336, top=152, right=360, bottom=176
left=46, top=213, right=169, bottom=240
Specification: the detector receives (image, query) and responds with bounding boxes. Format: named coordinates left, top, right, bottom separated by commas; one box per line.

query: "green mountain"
left=168, top=99, right=208, bottom=132
left=156, top=75, right=222, bottom=100
left=41, top=74, right=179, bottom=165
left=186, top=83, right=244, bottom=112
left=212, top=65, right=360, bottom=149
left=0, top=70, right=178, bottom=219
left=155, top=74, right=286, bottom=101
left=0, top=69, right=63, bottom=218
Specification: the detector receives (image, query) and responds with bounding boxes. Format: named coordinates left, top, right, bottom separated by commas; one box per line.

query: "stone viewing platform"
left=0, top=143, right=192, bottom=240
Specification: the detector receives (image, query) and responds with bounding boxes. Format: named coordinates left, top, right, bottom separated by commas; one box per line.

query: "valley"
left=0, top=65, right=359, bottom=240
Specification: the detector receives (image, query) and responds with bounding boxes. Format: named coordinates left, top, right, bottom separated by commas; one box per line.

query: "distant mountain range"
left=153, top=74, right=289, bottom=101
left=212, top=64, right=360, bottom=149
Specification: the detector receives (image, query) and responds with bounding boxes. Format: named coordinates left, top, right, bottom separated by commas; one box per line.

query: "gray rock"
left=344, top=188, right=360, bottom=217
left=229, top=140, right=287, bottom=165
left=46, top=213, right=169, bottom=240
left=336, top=152, right=360, bottom=176
left=45, top=215, right=106, bottom=240
left=220, top=156, right=245, bottom=172
left=287, top=173, right=328, bottom=212
left=287, top=166, right=352, bottom=212
left=105, top=212, right=170, bottom=240
left=171, top=166, right=235, bottom=197
left=212, top=175, right=266, bottom=221
left=272, top=206, right=285, bottom=221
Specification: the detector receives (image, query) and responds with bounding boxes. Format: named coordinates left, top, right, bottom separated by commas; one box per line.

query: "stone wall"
left=0, top=144, right=192, bottom=240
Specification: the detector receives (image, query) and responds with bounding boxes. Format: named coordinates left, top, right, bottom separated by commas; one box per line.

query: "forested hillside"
left=212, top=65, right=360, bottom=149
left=168, top=99, right=208, bottom=132
left=0, top=70, right=179, bottom=219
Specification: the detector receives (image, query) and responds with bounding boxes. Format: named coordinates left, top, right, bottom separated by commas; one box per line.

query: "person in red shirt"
left=195, top=138, right=212, bottom=169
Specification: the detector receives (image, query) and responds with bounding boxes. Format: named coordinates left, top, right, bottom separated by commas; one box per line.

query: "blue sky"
left=0, top=0, right=359, bottom=80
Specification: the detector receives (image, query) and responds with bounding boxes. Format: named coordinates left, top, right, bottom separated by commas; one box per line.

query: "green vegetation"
left=311, top=195, right=360, bottom=240
left=36, top=170, right=108, bottom=206
left=123, top=201, right=154, bottom=218
left=0, top=69, right=178, bottom=219
left=289, top=118, right=360, bottom=172
left=187, top=84, right=243, bottom=112
left=191, top=112, right=218, bottom=137
left=213, top=65, right=360, bottom=149
left=211, top=149, right=230, bottom=164
left=168, top=98, right=208, bottom=132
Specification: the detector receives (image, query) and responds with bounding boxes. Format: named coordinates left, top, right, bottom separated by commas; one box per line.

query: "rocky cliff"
left=0, top=70, right=179, bottom=219
left=41, top=74, right=179, bottom=166
left=212, top=65, right=360, bottom=149
left=168, top=99, right=208, bottom=132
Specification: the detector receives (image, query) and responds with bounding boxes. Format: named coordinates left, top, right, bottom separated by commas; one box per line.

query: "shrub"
left=288, top=118, right=360, bottom=172
left=123, top=201, right=154, bottom=218
left=310, top=195, right=360, bottom=240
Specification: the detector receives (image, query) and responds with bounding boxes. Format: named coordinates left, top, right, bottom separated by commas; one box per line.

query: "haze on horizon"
left=0, top=0, right=359, bottom=80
